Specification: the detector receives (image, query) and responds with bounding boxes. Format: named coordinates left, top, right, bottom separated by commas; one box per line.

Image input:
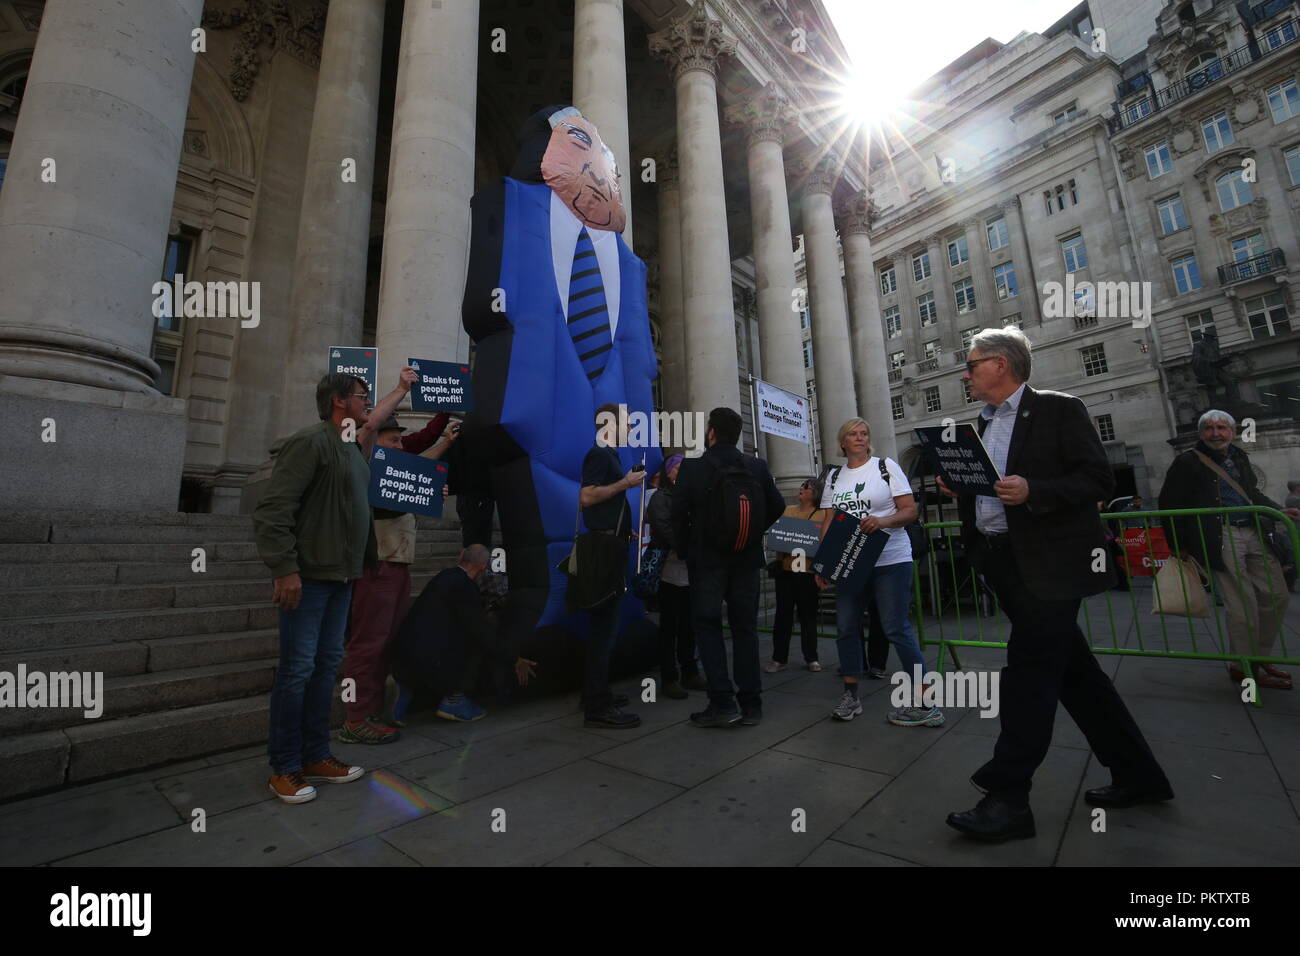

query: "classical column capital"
left=796, top=157, right=840, bottom=197
left=835, top=189, right=879, bottom=237
left=648, top=2, right=737, bottom=82
left=724, top=82, right=793, bottom=148
left=659, top=147, right=680, bottom=189
left=203, top=0, right=329, bottom=102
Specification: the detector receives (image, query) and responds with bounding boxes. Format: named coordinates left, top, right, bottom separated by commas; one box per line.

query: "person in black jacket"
left=1157, top=409, right=1298, bottom=689
left=645, top=453, right=700, bottom=698
left=390, top=545, right=537, bottom=723
left=671, top=407, right=785, bottom=728
left=937, top=328, right=1171, bottom=842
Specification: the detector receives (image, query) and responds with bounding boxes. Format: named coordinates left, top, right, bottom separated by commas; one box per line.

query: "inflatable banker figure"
left=462, top=105, right=661, bottom=677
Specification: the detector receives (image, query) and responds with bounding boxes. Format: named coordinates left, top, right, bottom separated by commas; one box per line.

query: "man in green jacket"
left=254, top=367, right=416, bottom=804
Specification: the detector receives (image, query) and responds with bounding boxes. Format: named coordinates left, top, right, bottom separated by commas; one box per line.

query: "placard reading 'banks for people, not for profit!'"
left=754, top=379, right=810, bottom=444
left=368, top=446, right=447, bottom=518
left=812, top=509, right=890, bottom=592
left=327, top=346, right=378, bottom=401
left=408, top=358, right=474, bottom=414
left=914, top=422, right=1002, bottom=496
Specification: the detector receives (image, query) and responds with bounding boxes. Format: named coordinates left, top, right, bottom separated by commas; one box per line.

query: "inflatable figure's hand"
left=515, top=658, right=539, bottom=686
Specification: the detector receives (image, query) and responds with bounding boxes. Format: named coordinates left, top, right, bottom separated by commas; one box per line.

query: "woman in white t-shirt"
left=817, top=417, right=943, bottom=728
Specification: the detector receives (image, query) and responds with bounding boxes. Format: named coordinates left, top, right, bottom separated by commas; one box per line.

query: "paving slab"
left=798, top=840, right=922, bottom=867
left=155, top=756, right=275, bottom=818
left=774, top=704, right=972, bottom=776
left=831, top=730, right=1090, bottom=866
left=1252, top=709, right=1300, bottom=790
left=388, top=724, right=617, bottom=803
left=330, top=728, right=453, bottom=772
left=292, top=836, right=421, bottom=868
left=381, top=759, right=682, bottom=867
left=544, top=840, right=651, bottom=867
left=402, top=694, right=577, bottom=747
left=588, top=695, right=828, bottom=788
left=601, top=749, right=890, bottom=867
left=56, top=769, right=448, bottom=866
left=1058, top=742, right=1298, bottom=867
left=0, top=780, right=182, bottom=866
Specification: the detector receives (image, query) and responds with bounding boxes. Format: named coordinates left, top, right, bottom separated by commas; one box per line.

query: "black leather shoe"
left=946, top=795, right=1036, bottom=842
left=740, top=708, right=762, bottom=726
left=1084, top=782, right=1174, bottom=808
left=584, top=707, right=641, bottom=729
left=612, top=693, right=629, bottom=708
left=690, top=708, right=742, bottom=728
left=681, top=672, right=709, bottom=692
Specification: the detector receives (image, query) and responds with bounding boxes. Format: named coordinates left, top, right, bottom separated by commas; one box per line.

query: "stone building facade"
left=0, top=0, right=897, bottom=515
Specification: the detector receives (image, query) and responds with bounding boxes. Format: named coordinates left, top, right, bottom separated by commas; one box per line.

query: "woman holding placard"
left=766, top=476, right=827, bottom=673
left=817, top=418, right=943, bottom=728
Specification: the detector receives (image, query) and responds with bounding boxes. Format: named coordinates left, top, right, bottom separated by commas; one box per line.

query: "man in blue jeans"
left=253, top=367, right=416, bottom=804
left=671, top=407, right=784, bottom=727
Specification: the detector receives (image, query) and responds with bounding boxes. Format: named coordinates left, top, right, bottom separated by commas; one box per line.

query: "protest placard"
left=914, top=423, right=1001, bottom=496
left=765, top=516, right=822, bottom=555
left=754, top=379, right=810, bottom=444
left=368, top=446, right=447, bottom=518
left=811, top=509, right=890, bottom=591
left=408, top=358, right=474, bottom=413
left=327, top=346, right=378, bottom=401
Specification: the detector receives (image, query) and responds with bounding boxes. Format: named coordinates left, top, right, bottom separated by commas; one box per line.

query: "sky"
left=822, top=0, right=1087, bottom=124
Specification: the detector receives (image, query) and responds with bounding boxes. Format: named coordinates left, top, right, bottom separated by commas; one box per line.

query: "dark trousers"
left=457, top=492, right=495, bottom=548
left=972, top=542, right=1170, bottom=800
left=657, top=581, right=697, bottom=683
left=690, top=562, right=761, bottom=714
left=772, top=570, right=820, bottom=664
left=582, top=596, right=621, bottom=715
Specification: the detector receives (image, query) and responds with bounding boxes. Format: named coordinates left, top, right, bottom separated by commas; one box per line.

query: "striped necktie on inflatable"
left=567, top=228, right=613, bottom=381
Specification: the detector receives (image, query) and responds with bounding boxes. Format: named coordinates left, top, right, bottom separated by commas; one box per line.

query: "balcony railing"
left=1249, top=0, right=1295, bottom=25
left=917, top=358, right=940, bottom=373
left=1073, top=314, right=1099, bottom=331
left=1217, top=248, right=1286, bottom=285
left=888, top=368, right=903, bottom=384
left=1110, top=19, right=1298, bottom=130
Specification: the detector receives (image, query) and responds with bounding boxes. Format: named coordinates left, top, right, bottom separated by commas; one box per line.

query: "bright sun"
left=837, top=68, right=906, bottom=133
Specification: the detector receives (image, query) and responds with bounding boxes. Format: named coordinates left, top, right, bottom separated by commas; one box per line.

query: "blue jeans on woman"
left=268, top=579, right=352, bottom=774
left=836, top=561, right=924, bottom=682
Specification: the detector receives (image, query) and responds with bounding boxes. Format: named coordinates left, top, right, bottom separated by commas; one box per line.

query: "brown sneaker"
left=337, top=716, right=401, bottom=744
left=268, top=771, right=317, bottom=804
left=302, top=755, right=364, bottom=784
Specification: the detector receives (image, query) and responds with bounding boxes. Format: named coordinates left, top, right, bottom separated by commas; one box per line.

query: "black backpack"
left=704, top=457, right=766, bottom=553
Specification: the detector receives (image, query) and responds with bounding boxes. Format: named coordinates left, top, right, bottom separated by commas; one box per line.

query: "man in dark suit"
left=671, top=407, right=785, bottom=728
left=937, top=328, right=1172, bottom=842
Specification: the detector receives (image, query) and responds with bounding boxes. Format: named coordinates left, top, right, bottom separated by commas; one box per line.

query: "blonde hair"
left=837, top=417, right=871, bottom=457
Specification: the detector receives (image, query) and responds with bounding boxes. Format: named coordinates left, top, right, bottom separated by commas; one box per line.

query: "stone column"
left=725, top=84, right=806, bottom=490
left=1005, top=198, right=1041, bottom=326
left=280, top=0, right=386, bottom=426
left=649, top=3, right=740, bottom=417
left=573, top=0, right=633, bottom=247
left=799, top=159, right=857, bottom=464
left=0, top=0, right=204, bottom=510
left=838, top=191, right=897, bottom=461
left=927, top=231, right=957, bottom=361
left=655, top=150, right=688, bottom=415
left=962, top=216, right=996, bottom=351
left=374, top=0, right=480, bottom=394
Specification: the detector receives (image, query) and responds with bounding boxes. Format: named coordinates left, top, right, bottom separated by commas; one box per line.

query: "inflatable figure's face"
left=542, top=115, right=626, bottom=233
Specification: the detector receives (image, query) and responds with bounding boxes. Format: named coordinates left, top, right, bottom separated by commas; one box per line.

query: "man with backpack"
left=671, top=407, right=785, bottom=728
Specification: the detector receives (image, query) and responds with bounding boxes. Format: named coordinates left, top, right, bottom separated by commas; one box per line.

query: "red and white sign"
left=1120, top=527, right=1172, bottom=576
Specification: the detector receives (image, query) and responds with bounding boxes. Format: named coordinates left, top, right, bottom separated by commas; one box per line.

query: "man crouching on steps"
left=254, top=367, right=416, bottom=804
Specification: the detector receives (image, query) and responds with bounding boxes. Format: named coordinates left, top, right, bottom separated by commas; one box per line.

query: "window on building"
left=1095, top=414, right=1116, bottom=442
left=1171, top=254, right=1202, bottom=294
left=1053, top=102, right=1079, bottom=124
left=953, top=277, right=976, bottom=313
left=1260, top=20, right=1298, bottom=52
left=1286, top=144, right=1300, bottom=185
left=151, top=236, right=193, bottom=395
left=1216, top=169, right=1254, bottom=210
left=891, top=394, right=905, bottom=421
left=1044, top=190, right=1055, bottom=215
left=924, top=386, right=942, bottom=413
left=1055, top=184, right=1067, bottom=212
left=1201, top=112, right=1234, bottom=153
left=960, top=327, right=982, bottom=351
left=1245, top=291, right=1291, bottom=338
left=1186, top=50, right=1223, bottom=82
left=1231, top=232, right=1266, bottom=263
left=912, top=250, right=932, bottom=282
left=987, top=216, right=1009, bottom=250
left=993, top=262, right=1018, bottom=299
left=1185, top=310, right=1216, bottom=346
left=1081, top=343, right=1109, bottom=377
left=1069, top=178, right=1079, bottom=205
left=880, top=267, right=897, bottom=296
left=1268, top=79, right=1299, bottom=123
left=962, top=379, right=976, bottom=403
left=1145, top=142, right=1173, bottom=178
left=1002, top=314, right=1023, bottom=329
left=947, top=235, right=970, bottom=267
left=884, top=305, right=903, bottom=339
left=1061, top=234, right=1088, bottom=273
left=802, top=338, right=814, bottom=368
left=1156, top=194, right=1188, bottom=234
left=889, top=349, right=906, bottom=370
left=799, top=308, right=810, bottom=329
left=0, top=158, right=6, bottom=194
left=917, top=292, right=938, bottom=326
left=923, top=340, right=941, bottom=361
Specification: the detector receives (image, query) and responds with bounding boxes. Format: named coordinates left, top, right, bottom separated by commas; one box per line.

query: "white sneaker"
left=807, top=661, right=823, bottom=672
left=763, top=660, right=786, bottom=674
left=887, top=706, right=945, bottom=728
left=831, top=692, right=863, bottom=721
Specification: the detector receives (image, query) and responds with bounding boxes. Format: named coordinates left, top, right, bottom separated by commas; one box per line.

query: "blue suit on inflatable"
left=462, top=106, right=661, bottom=682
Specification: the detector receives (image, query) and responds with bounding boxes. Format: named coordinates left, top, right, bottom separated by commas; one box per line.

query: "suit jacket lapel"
left=1005, top=385, right=1036, bottom=475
